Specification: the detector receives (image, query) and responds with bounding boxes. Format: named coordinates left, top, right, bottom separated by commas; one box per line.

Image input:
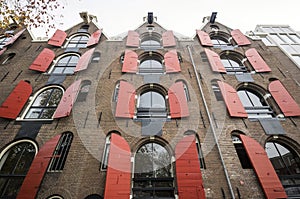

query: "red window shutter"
left=29, top=48, right=55, bottom=72
left=122, top=50, right=138, bottom=73
left=87, top=29, right=102, bottom=47
left=162, top=30, right=176, bottom=47
left=126, top=30, right=140, bottom=47
left=168, top=81, right=189, bottom=118
left=175, top=135, right=206, bottom=199
left=269, top=80, right=300, bottom=117
left=196, top=30, right=213, bottom=47
left=74, top=48, right=95, bottom=72
left=0, top=80, right=32, bottom=119
left=217, top=81, right=247, bottom=117
left=48, top=29, right=67, bottom=47
left=231, top=29, right=251, bottom=46
left=17, top=134, right=61, bottom=199
left=245, top=48, right=271, bottom=72
left=104, top=133, right=131, bottom=199
left=115, top=81, right=136, bottom=118
left=4, top=29, right=26, bottom=46
left=239, top=135, right=287, bottom=199
left=53, top=79, right=82, bottom=118
left=204, top=48, right=226, bottom=73
left=164, top=49, right=181, bottom=73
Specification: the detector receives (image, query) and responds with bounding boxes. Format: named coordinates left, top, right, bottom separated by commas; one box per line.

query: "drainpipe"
left=187, top=45, right=236, bottom=199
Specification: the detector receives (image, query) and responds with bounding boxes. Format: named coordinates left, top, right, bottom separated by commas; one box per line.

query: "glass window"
left=270, top=34, right=285, bottom=44
left=24, top=86, right=63, bottom=120
left=0, top=140, right=37, bottom=198
left=292, top=44, right=300, bottom=53
left=48, top=132, right=73, bottom=172
left=265, top=141, right=300, bottom=197
left=91, top=52, right=100, bottom=63
left=292, top=55, right=300, bottom=65
left=76, top=80, right=91, bottom=102
left=237, top=89, right=273, bottom=119
left=211, top=80, right=223, bottom=101
left=66, top=34, right=89, bottom=49
left=261, top=36, right=273, bottom=46
left=0, top=35, right=11, bottom=49
left=231, top=135, right=252, bottom=169
left=51, top=54, right=79, bottom=74
left=280, top=34, right=295, bottom=43
left=289, top=34, right=300, bottom=43
left=101, top=133, right=117, bottom=171
left=139, top=91, right=165, bottom=109
left=281, top=44, right=297, bottom=54
left=47, top=195, right=64, bottom=199
left=211, top=37, right=229, bottom=47
left=139, top=59, right=163, bottom=74
left=140, top=34, right=161, bottom=50
left=133, top=142, right=175, bottom=198
left=112, top=82, right=120, bottom=102
left=220, top=54, right=247, bottom=74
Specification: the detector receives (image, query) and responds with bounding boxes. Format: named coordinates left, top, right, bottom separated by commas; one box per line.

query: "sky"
left=31, top=0, right=300, bottom=38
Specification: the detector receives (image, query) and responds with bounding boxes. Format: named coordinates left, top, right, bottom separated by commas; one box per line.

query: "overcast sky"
left=32, top=0, right=300, bottom=38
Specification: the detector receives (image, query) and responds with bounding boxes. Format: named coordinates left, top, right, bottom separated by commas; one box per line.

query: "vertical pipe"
left=187, top=45, right=236, bottom=199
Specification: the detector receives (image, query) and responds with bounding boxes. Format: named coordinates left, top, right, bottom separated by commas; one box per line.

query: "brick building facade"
left=0, top=13, right=299, bottom=199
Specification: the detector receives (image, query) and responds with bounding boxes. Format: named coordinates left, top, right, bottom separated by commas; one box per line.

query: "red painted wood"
left=239, top=135, right=287, bottom=199
left=164, top=49, right=181, bottom=73
left=126, top=30, right=140, bottom=47
left=87, top=29, right=102, bottom=47
left=217, top=81, right=247, bottom=117
left=231, top=29, right=251, bottom=46
left=175, top=135, right=206, bottom=199
left=53, top=79, right=82, bottom=118
left=74, top=48, right=95, bottom=72
left=269, top=80, right=300, bottom=117
left=29, top=48, right=55, bottom=72
left=48, top=29, right=67, bottom=47
left=196, top=30, right=213, bottom=47
left=168, top=81, right=189, bottom=118
left=17, top=134, right=61, bottom=199
left=245, top=48, right=271, bottom=72
left=122, top=50, right=138, bottom=73
left=0, top=80, right=32, bottom=119
left=204, top=49, right=226, bottom=73
left=115, top=81, right=136, bottom=118
left=4, top=29, right=26, bottom=46
left=104, top=133, right=131, bottom=199
left=162, top=30, right=176, bottom=47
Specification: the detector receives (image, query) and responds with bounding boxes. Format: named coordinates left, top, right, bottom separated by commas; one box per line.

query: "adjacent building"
left=0, top=12, right=299, bottom=199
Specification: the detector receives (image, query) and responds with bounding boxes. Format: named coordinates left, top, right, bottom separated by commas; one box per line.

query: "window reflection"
left=0, top=141, right=37, bottom=198
left=25, top=87, right=63, bottom=119
left=220, top=54, right=247, bottom=74
left=133, top=142, right=174, bottom=198
left=139, top=59, right=163, bottom=74
left=137, top=91, right=167, bottom=118
left=265, top=141, right=300, bottom=197
left=66, top=34, right=89, bottom=49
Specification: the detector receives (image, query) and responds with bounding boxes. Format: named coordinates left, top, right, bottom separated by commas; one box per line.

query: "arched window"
left=139, top=52, right=164, bottom=74
left=137, top=89, right=167, bottom=118
left=84, top=194, right=103, bottom=199
left=47, top=195, right=64, bottom=199
left=112, top=82, right=120, bottom=102
left=210, top=32, right=231, bottom=47
left=23, top=85, right=64, bottom=120
left=231, top=133, right=252, bottom=169
left=0, top=140, right=37, bottom=198
left=65, top=34, right=89, bottom=49
left=91, top=52, right=100, bottom=63
left=133, top=142, right=175, bottom=198
left=0, top=35, right=11, bottom=49
left=50, top=53, right=80, bottom=74
left=237, top=88, right=273, bottom=119
left=48, top=132, right=73, bottom=172
left=101, top=132, right=121, bottom=170
left=184, top=131, right=206, bottom=168
left=140, top=32, right=161, bottom=50
left=220, top=52, right=247, bottom=74
left=211, top=79, right=223, bottom=101
left=265, top=140, right=300, bottom=197
left=176, top=80, right=190, bottom=101
left=76, top=80, right=91, bottom=102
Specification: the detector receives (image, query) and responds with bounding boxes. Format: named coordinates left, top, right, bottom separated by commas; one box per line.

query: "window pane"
left=25, top=108, right=42, bottom=118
